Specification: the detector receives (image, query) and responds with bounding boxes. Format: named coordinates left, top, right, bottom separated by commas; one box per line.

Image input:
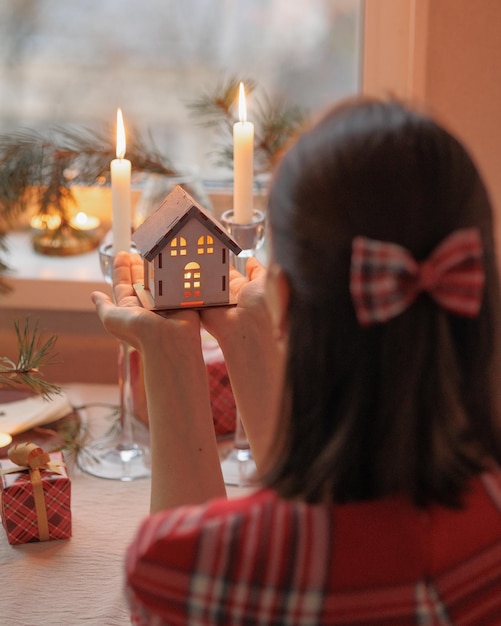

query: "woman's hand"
left=200, top=257, right=268, bottom=345
left=91, top=252, right=201, bottom=354
left=200, top=258, right=285, bottom=473
left=91, top=252, right=225, bottom=511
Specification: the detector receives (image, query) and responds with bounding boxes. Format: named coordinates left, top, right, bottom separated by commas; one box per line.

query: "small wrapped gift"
left=0, top=442, right=71, bottom=545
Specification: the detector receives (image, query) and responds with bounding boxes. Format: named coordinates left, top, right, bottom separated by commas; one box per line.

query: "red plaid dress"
left=126, top=468, right=501, bottom=625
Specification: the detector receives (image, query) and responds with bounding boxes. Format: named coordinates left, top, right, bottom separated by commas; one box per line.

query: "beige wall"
left=424, top=0, right=501, bottom=223
left=363, top=0, right=501, bottom=242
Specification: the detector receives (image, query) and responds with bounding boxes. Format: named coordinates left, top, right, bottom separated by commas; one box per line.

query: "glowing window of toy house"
left=197, top=235, right=214, bottom=255
left=184, top=262, right=200, bottom=293
left=170, top=236, right=187, bottom=256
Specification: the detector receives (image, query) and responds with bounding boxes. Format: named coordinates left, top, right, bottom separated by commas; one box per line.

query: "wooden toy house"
left=132, top=185, right=242, bottom=310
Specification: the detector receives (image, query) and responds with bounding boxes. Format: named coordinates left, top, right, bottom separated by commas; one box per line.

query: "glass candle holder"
left=31, top=220, right=101, bottom=256
left=219, top=208, right=265, bottom=486
left=77, top=242, right=151, bottom=481
left=220, top=209, right=265, bottom=275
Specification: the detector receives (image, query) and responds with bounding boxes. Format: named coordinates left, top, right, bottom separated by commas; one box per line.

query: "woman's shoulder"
left=126, top=488, right=326, bottom=573
left=131, top=465, right=501, bottom=554
left=126, top=475, right=501, bottom=625
left=125, top=488, right=321, bottom=609
left=134, top=487, right=312, bottom=542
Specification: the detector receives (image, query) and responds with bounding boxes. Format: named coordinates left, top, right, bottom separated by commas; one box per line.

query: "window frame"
left=362, top=0, right=430, bottom=102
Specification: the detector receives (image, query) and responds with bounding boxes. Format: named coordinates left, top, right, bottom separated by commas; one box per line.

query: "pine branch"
left=187, top=76, right=257, bottom=129
left=253, top=94, right=305, bottom=171
left=0, top=318, right=61, bottom=399
left=54, top=125, right=177, bottom=182
left=0, top=124, right=177, bottom=226
left=186, top=76, right=306, bottom=173
left=0, top=123, right=179, bottom=274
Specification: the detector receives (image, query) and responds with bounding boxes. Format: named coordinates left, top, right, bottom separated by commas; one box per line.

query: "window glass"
left=0, top=1, right=362, bottom=176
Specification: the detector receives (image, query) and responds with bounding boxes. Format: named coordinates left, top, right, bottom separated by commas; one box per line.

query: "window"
left=170, top=236, right=187, bottom=256
left=197, top=235, right=214, bottom=255
left=0, top=1, right=362, bottom=177
left=184, top=261, right=201, bottom=297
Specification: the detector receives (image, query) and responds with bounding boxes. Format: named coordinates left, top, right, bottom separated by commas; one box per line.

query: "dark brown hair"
left=264, top=98, right=501, bottom=507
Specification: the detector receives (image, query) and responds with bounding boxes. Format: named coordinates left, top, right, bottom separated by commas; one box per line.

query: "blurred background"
left=0, top=0, right=362, bottom=179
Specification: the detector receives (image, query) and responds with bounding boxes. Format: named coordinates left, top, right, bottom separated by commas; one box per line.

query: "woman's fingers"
left=130, top=252, right=146, bottom=285
left=90, top=290, right=113, bottom=314
left=246, top=256, right=266, bottom=280
left=112, top=252, right=143, bottom=307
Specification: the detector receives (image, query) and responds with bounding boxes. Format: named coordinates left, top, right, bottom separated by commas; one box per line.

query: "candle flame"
left=116, top=108, right=126, bottom=159
left=238, top=82, right=247, bottom=123
left=74, top=212, right=88, bottom=226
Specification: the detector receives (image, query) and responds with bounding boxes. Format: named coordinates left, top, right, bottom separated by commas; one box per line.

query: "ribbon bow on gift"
left=350, top=228, right=485, bottom=326
left=1, top=442, right=65, bottom=541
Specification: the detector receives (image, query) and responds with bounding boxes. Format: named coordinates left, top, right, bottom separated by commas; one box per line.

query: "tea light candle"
left=0, top=432, right=12, bottom=448
left=30, top=214, right=62, bottom=234
left=70, top=212, right=101, bottom=236
left=233, top=82, right=254, bottom=225
left=111, top=108, right=132, bottom=254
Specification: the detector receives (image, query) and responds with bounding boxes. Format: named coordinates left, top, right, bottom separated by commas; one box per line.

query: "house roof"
left=132, top=185, right=242, bottom=262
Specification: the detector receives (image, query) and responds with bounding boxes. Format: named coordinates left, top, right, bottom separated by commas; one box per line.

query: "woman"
left=93, top=99, right=501, bottom=624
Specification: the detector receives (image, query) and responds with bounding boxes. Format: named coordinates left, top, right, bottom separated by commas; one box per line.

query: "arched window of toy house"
left=197, top=235, right=214, bottom=255
left=184, top=261, right=201, bottom=297
left=170, top=236, right=187, bottom=256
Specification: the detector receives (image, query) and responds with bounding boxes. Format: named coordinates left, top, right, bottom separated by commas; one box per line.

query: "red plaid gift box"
left=0, top=443, right=71, bottom=545
left=207, top=359, right=236, bottom=437
left=202, top=332, right=236, bottom=437
left=130, top=333, right=237, bottom=437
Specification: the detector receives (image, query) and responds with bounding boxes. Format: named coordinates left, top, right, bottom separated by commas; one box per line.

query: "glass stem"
left=231, top=250, right=254, bottom=458
left=118, top=340, right=136, bottom=447
left=234, top=412, right=250, bottom=450
left=234, top=412, right=252, bottom=463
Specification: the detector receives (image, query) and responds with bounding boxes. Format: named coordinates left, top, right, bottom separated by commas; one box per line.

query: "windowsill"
left=1, top=186, right=270, bottom=314
left=2, top=229, right=268, bottom=314
left=2, top=230, right=111, bottom=312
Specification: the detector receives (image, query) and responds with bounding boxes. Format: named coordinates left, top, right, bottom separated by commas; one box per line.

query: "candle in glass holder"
left=0, top=432, right=12, bottom=448
left=111, top=108, right=132, bottom=254
left=233, top=82, right=254, bottom=225
left=70, top=212, right=101, bottom=237
left=30, top=214, right=62, bottom=234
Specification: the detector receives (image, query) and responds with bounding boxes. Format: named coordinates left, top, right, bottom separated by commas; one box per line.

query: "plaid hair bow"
left=350, top=228, right=485, bottom=326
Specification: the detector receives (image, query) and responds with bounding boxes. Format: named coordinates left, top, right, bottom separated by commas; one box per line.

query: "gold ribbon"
left=0, top=442, right=65, bottom=542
